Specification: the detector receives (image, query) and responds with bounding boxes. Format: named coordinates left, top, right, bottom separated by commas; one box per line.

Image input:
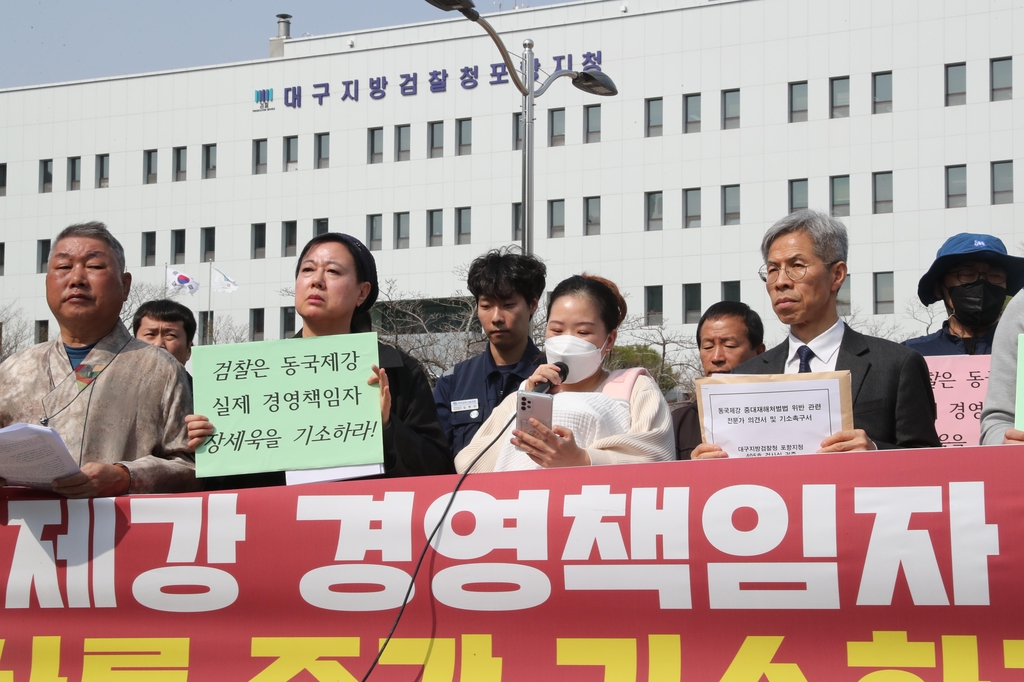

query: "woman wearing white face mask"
left=454, top=274, right=675, bottom=473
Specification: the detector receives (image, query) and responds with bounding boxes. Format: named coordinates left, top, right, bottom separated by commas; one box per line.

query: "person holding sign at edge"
left=455, top=274, right=675, bottom=473
left=980, top=290, right=1024, bottom=444
left=187, top=233, right=454, bottom=482
left=694, top=209, right=940, bottom=458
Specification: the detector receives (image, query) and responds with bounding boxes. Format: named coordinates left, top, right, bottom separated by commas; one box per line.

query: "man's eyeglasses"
left=758, top=261, right=839, bottom=284
left=945, top=267, right=1007, bottom=287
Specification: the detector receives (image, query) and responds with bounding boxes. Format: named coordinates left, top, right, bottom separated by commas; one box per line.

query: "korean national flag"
left=167, top=269, right=200, bottom=296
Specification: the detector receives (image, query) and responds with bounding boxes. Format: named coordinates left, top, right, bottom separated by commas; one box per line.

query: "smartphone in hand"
left=516, top=391, right=553, bottom=438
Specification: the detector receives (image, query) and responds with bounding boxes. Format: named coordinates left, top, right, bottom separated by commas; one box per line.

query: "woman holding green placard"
left=186, top=233, right=454, bottom=484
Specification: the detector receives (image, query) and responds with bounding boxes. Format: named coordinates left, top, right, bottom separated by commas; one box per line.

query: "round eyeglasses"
left=945, top=267, right=1007, bottom=287
left=758, top=261, right=839, bottom=284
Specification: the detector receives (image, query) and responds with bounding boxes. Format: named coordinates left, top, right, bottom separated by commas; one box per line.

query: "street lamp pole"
left=423, top=0, right=617, bottom=256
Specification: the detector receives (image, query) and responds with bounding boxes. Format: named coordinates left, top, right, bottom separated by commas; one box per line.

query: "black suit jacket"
left=733, top=326, right=940, bottom=449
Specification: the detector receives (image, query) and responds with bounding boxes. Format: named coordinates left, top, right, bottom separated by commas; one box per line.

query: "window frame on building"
left=395, top=125, right=411, bottom=162
left=646, top=191, right=663, bottom=231
left=251, top=223, right=267, bottom=259
left=873, top=171, right=893, bottom=214
left=171, top=229, right=185, bottom=265
left=456, top=118, right=472, bottom=156
left=173, top=146, right=187, bottom=181
left=549, top=108, right=566, bottom=146
left=67, top=156, right=82, bottom=191
left=428, top=121, right=444, bottom=158
left=992, top=161, right=1013, bottom=204
left=722, top=89, right=740, bottom=129
left=315, top=133, right=330, bottom=169
left=946, top=165, right=967, bottom=208
left=722, top=185, right=741, bottom=225
left=830, top=76, right=850, bottom=118
left=645, top=285, right=664, bottom=326
left=873, top=72, right=893, bottom=113
left=314, top=218, right=329, bottom=236
left=646, top=98, right=663, bottom=137
left=831, top=175, right=850, bottom=216
left=368, top=127, right=384, bottom=164
left=873, top=272, right=894, bottom=315
left=946, top=63, right=967, bottom=106
left=201, top=227, right=216, bottom=262
left=584, top=196, right=601, bottom=236
left=40, top=159, right=53, bottom=193
left=202, top=144, right=217, bottom=179
left=394, top=212, right=410, bottom=249
left=428, top=209, right=444, bottom=247
left=684, top=188, right=701, bottom=228
left=991, top=57, right=1013, bottom=102
left=37, top=239, right=51, bottom=274
left=142, top=231, right=156, bottom=267
left=549, top=199, right=565, bottom=238
left=144, top=149, right=158, bottom=184
left=584, top=105, right=601, bottom=143
left=282, top=221, right=297, bottom=257
left=455, top=207, right=472, bottom=245
left=789, top=81, right=808, bottom=122
left=684, top=283, right=702, bottom=324
left=684, top=93, right=702, bottom=133
left=367, top=214, right=383, bottom=251
left=250, top=308, right=265, bottom=342
left=790, top=178, right=809, bottom=213
left=283, top=136, right=298, bottom=172
left=253, top=139, right=268, bottom=175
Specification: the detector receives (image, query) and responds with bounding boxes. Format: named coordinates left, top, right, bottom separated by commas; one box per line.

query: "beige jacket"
left=0, top=323, right=199, bottom=493
left=455, top=372, right=675, bottom=473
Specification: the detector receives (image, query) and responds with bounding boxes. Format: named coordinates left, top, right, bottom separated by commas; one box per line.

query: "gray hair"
left=760, top=209, right=849, bottom=265
left=53, top=221, right=126, bottom=274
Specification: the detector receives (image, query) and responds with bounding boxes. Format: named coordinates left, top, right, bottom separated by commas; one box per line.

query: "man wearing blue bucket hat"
left=905, top=233, right=1024, bottom=356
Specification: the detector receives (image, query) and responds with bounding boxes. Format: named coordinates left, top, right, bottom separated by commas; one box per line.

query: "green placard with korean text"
left=192, top=333, right=382, bottom=477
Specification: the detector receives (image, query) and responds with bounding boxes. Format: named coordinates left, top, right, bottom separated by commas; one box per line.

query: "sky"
left=0, top=0, right=568, bottom=89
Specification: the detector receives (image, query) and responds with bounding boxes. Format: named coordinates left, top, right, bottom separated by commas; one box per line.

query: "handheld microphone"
left=532, top=362, right=569, bottom=394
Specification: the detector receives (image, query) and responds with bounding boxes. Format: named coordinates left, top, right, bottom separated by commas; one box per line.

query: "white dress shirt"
left=784, top=319, right=846, bottom=373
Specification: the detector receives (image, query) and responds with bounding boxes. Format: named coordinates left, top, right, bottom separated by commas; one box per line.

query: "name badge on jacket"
left=451, top=399, right=479, bottom=413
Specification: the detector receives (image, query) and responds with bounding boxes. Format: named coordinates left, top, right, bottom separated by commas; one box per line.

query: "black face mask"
left=948, top=280, right=1006, bottom=328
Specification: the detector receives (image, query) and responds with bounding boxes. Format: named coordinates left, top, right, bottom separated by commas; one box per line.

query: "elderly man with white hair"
left=0, top=221, right=198, bottom=496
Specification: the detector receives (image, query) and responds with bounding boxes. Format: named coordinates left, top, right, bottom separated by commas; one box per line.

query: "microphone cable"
left=361, top=362, right=568, bottom=681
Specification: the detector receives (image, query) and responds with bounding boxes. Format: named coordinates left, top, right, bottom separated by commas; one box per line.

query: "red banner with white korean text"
left=0, top=445, right=1022, bottom=680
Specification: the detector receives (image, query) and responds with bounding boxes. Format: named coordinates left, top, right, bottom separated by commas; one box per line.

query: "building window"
left=284, top=136, right=298, bottom=172
left=946, top=63, right=966, bottom=106
left=201, top=227, right=215, bottom=262
left=314, top=218, right=329, bottom=236
left=282, top=221, right=297, bottom=256
left=645, top=286, right=664, bottom=326
left=789, top=82, right=808, bottom=122
left=199, top=311, right=213, bottom=346
left=830, top=77, right=850, bottom=118
left=367, top=215, right=383, bottom=251
left=646, top=98, right=663, bottom=137
left=37, top=239, right=51, bottom=274
left=512, top=203, right=523, bottom=242
left=35, top=320, right=49, bottom=344
left=790, top=179, right=809, bottom=212
left=395, top=125, right=411, bottom=161
left=428, top=121, right=444, bottom=158
left=992, top=57, right=1013, bottom=101
left=251, top=223, right=266, bottom=259
left=281, top=307, right=296, bottom=339
left=315, top=134, right=329, bottom=169
left=0, top=163, right=6, bottom=196
left=395, top=212, right=410, bottom=249
left=584, top=197, right=601, bottom=236
left=368, top=128, right=384, bottom=164
left=144, top=149, right=158, bottom=184
left=513, top=113, right=523, bottom=150
left=203, top=144, right=217, bottom=178
left=456, top=118, right=472, bottom=156
left=946, top=165, right=967, bottom=208
left=173, top=147, right=187, bottom=181
left=96, top=154, right=110, bottom=188
left=873, top=172, right=893, bottom=214
left=722, top=185, right=740, bottom=225
left=873, top=72, right=893, bottom=113
left=873, top=272, right=894, bottom=315
left=684, top=94, right=702, bottom=133
left=646, top=191, right=663, bottom=231
left=722, top=89, right=740, bottom=129
left=428, top=209, right=443, bottom=247
left=584, top=105, right=601, bottom=143
left=684, top=188, right=701, bottom=228
left=993, top=161, right=1014, bottom=204
left=831, top=175, right=850, bottom=216
left=722, top=281, right=742, bottom=302
left=171, top=229, right=185, bottom=265
left=253, top=139, right=268, bottom=174
left=684, top=283, right=702, bottom=324
left=549, top=200, right=565, bottom=238
left=549, top=109, right=566, bottom=146
left=40, top=159, right=53, bottom=193
left=64, top=156, right=81, bottom=191
left=837, top=276, right=852, bottom=316
left=250, top=308, right=265, bottom=342
left=142, top=231, right=156, bottom=267
left=456, top=207, right=472, bottom=245
left=0, top=242, right=5, bottom=276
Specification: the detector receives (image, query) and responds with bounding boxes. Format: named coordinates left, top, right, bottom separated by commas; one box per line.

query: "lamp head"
left=571, top=69, right=618, bottom=96
left=423, top=0, right=480, bottom=19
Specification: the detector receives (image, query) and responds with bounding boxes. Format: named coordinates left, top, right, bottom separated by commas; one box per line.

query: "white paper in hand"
left=0, top=423, right=82, bottom=488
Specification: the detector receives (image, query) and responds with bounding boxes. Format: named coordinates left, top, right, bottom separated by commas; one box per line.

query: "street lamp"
left=423, top=0, right=617, bottom=255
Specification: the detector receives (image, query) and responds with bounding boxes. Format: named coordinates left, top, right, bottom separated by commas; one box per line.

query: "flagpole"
left=164, top=263, right=170, bottom=295
left=208, top=260, right=213, bottom=344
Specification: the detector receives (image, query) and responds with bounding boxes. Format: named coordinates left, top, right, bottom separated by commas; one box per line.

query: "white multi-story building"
left=0, top=0, right=1020, bottom=352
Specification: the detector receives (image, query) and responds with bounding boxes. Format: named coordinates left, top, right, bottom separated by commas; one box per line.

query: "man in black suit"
left=693, top=209, right=939, bottom=458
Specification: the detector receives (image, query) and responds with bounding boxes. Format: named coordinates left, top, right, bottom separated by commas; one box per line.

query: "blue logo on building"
left=255, top=89, right=274, bottom=103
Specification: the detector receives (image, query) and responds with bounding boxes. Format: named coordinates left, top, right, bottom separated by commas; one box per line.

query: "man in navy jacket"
left=434, top=248, right=547, bottom=456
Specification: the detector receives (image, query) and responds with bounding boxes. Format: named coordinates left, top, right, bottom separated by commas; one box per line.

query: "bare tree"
left=120, top=281, right=181, bottom=327
left=841, top=304, right=906, bottom=342
left=903, top=298, right=946, bottom=336
left=213, top=315, right=251, bottom=345
left=0, top=302, right=33, bottom=363
left=374, top=280, right=482, bottom=381
left=612, top=315, right=701, bottom=399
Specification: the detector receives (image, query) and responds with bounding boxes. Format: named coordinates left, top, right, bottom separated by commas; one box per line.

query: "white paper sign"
left=696, top=372, right=854, bottom=457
